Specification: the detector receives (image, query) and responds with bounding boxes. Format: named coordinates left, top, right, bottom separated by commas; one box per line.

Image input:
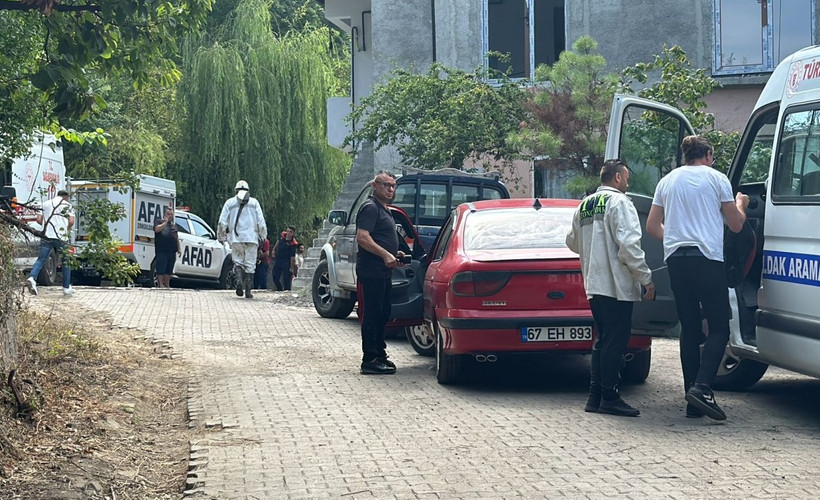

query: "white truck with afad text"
left=71, top=175, right=235, bottom=288
left=1, top=132, right=68, bottom=285
left=605, top=45, right=820, bottom=390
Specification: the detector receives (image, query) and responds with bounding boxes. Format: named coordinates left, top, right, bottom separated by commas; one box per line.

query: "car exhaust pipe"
left=474, top=354, right=498, bottom=363
left=623, top=353, right=635, bottom=362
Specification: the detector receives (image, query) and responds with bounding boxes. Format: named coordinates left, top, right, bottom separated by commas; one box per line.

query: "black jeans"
left=588, top=295, right=634, bottom=391
left=358, top=276, right=392, bottom=362
left=272, top=262, right=292, bottom=290
left=667, top=253, right=730, bottom=390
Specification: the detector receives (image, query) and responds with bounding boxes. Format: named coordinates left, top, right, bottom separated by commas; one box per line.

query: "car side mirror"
left=328, top=210, right=347, bottom=226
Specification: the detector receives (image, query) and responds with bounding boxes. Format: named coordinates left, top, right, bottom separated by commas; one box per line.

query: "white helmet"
left=235, top=180, right=249, bottom=191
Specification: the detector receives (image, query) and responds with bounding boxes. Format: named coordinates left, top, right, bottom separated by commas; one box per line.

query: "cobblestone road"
left=30, top=287, right=820, bottom=499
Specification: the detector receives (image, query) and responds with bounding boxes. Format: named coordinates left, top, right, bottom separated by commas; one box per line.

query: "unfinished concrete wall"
left=567, top=0, right=712, bottom=73
left=434, top=0, right=483, bottom=72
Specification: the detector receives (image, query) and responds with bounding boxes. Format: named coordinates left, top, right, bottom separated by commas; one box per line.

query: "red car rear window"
left=463, top=207, right=575, bottom=251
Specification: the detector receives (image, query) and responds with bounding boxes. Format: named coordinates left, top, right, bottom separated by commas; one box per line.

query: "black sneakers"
left=584, top=388, right=601, bottom=413
left=361, top=358, right=397, bottom=375
left=598, top=395, right=640, bottom=417
left=685, top=384, right=726, bottom=421
left=685, top=403, right=704, bottom=418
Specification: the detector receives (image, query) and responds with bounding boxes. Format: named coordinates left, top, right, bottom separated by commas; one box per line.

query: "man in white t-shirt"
left=647, top=135, right=749, bottom=421
left=26, top=189, right=75, bottom=296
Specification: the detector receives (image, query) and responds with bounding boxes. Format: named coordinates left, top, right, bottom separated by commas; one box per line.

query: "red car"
left=416, top=198, right=653, bottom=384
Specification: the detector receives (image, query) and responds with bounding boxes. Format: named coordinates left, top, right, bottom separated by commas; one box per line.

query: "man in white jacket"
left=218, top=180, right=267, bottom=299
left=566, top=159, right=655, bottom=417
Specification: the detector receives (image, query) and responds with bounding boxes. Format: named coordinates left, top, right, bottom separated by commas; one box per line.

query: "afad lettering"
left=182, top=246, right=213, bottom=268
left=138, top=201, right=165, bottom=224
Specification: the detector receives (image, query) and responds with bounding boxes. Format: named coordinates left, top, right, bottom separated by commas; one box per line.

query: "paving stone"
left=28, top=287, right=820, bottom=498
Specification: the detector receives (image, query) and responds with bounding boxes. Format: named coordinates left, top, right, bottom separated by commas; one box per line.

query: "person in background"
left=566, top=159, right=655, bottom=417
left=218, top=180, right=267, bottom=299
left=272, top=226, right=297, bottom=291
left=153, top=206, right=181, bottom=288
left=26, top=189, right=75, bottom=296
left=646, top=135, right=749, bottom=421
left=293, top=243, right=305, bottom=278
left=254, top=235, right=271, bottom=290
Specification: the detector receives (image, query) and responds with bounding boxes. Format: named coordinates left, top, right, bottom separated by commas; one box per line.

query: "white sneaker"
left=26, top=277, right=38, bottom=296
left=63, top=287, right=75, bottom=296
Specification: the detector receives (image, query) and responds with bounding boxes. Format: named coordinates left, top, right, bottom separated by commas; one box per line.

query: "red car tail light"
left=451, top=271, right=512, bottom=297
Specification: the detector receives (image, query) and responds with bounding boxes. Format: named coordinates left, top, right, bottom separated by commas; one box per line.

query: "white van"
left=1, top=132, right=67, bottom=285
left=71, top=175, right=234, bottom=288
left=606, top=45, right=820, bottom=390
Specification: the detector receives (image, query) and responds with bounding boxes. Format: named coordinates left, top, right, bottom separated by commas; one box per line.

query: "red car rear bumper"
left=436, top=308, right=651, bottom=354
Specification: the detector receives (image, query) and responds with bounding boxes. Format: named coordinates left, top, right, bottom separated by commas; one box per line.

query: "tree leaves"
left=345, top=63, right=525, bottom=170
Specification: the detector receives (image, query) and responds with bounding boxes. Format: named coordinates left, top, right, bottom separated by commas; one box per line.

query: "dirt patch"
left=0, top=303, right=191, bottom=499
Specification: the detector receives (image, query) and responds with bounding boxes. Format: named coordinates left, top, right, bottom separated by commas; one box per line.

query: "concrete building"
left=320, top=0, right=818, bottom=197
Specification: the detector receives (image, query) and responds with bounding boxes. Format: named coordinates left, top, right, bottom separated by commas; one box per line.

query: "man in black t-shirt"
left=153, top=207, right=181, bottom=288
left=356, top=170, right=403, bottom=375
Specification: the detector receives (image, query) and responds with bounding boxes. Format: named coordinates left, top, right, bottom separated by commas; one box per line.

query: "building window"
left=714, top=0, right=815, bottom=75
left=484, top=0, right=565, bottom=80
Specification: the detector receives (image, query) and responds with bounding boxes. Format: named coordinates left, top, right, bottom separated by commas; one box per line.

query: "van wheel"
left=713, top=350, right=768, bottom=391
left=219, top=259, right=236, bottom=289
left=621, top=349, right=651, bottom=384
left=311, top=260, right=355, bottom=318
left=37, top=249, right=58, bottom=286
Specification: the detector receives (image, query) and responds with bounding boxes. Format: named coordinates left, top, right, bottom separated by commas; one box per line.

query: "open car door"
left=605, top=94, right=695, bottom=336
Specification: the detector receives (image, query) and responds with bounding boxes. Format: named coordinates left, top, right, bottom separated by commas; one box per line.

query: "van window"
left=617, top=104, right=687, bottom=196
left=738, top=122, right=776, bottom=185
left=772, top=108, right=820, bottom=199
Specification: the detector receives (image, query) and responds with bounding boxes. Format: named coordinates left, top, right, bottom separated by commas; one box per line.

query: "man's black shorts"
left=155, top=251, right=176, bottom=275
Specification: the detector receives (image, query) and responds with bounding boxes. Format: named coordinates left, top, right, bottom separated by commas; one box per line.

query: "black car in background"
left=390, top=169, right=510, bottom=250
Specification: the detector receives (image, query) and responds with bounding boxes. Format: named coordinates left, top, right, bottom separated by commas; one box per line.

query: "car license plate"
left=521, top=326, right=593, bottom=342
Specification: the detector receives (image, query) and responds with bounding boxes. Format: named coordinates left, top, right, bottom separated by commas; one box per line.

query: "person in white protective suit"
left=218, top=180, right=267, bottom=299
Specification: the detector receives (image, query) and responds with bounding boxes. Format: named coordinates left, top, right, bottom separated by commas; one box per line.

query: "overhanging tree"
left=344, top=63, right=526, bottom=172
left=178, top=0, right=348, bottom=231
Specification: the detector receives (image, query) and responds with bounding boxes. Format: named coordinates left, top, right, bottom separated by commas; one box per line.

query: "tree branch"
left=0, top=211, right=49, bottom=241
left=0, top=0, right=100, bottom=13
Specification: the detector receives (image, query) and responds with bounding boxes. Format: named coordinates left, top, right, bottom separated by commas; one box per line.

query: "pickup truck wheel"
left=36, top=249, right=58, bottom=286
left=712, top=349, right=768, bottom=391
left=620, top=349, right=651, bottom=384
left=218, top=259, right=236, bottom=289
left=312, top=259, right=355, bottom=318
left=406, top=324, right=435, bottom=357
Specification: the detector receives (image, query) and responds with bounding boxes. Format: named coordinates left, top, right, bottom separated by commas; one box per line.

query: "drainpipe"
left=350, top=26, right=358, bottom=147
left=361, top=10, right=371, bottom=51
left=431, top=0, right=437, bottom=62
